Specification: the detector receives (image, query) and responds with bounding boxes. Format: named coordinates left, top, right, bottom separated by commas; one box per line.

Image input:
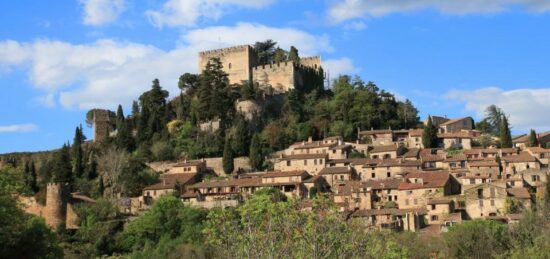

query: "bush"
left=151, top=140, right=176, bottom=161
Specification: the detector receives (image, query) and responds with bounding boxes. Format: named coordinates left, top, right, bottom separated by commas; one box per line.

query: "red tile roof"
left=398, top=172, right=450, bottom=190
left=144, top=173, right=197, bottom=190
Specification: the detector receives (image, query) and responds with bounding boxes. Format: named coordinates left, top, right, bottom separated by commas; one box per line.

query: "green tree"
left=273, top=46, right=287, bottom=63
left=178, top=73, right=199, bottom=95
left=196, top=58, right=233, bottom=122
left=138, top=79, right=169, bottom=141
left=72, top=126, right=85, bottom=178
left=230, top=114, right=250, bottom=156
left=249, top=133, right=264, bottom=170
left=485, top=105, right=505, bottom=135
left=444, top=220, right=509, bottom=259
left=500, top=115, right=513, bottom=148
left=288, top=45, right=300, bottom=63
left=120, top=196, right=207, bottom=251
left=529, top=129, right=539, bottom=147
left=253, top=40, right=277, bottom=64
left=52, top=144, right=73, bottom=182
left=223, top=136, right=234, bottom=174
left=422, top=116, right=439, bottom=148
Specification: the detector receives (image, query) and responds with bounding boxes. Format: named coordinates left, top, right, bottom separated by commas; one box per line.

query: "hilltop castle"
left=198, top=45, right=323, bottom=93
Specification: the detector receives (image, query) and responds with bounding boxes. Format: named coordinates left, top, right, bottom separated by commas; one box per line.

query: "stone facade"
left=198, top=45, right=322, bottom=93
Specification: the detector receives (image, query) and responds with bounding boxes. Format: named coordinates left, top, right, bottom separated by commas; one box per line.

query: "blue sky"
left=2, top=0, right=550, bottom=153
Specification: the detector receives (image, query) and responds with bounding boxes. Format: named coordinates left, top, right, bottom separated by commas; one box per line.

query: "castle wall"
left=198, top=45, right=258, bottom=86
left=45, top=183, right=69, bottom=230
left=252, top=62, right=296, bottom=93
left=300, top=56, right=321, bottom=70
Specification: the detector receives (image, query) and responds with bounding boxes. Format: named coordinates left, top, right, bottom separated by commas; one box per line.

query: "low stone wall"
left=184, top=199, right=239, bottom=209
left=203, top=156, right=251, bottom=176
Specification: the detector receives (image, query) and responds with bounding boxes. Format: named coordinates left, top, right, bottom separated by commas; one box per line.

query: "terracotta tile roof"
left=500, top=148, right=518, bottom=154
left=144, top=173, right=197, bottom=190
left=439, top=117, right=470, bottom=126
left=398, top=172, right=450, bottom=190
left=280, top=153, right=328, bottom=160
left=408, top=129, right=423, bottom=137
left=527, top=147, right=550, bottom=154
left=70, top=193, right=96, bottom=203
left=421, top=154, right=445, bottom=162
left=362, top=178, right=402, bottom=189
left=468, top=160, right=499, bottom=167
left=293, top=142, right=334, bottom=150
left=513, top=131, right=550, bottom=143
left=378, top=159, right=421, bottom=167
left=319, top=167, right=352, bottom=175
left=444, top=154, right=466, bottom=162
left=403, top=148, right=420, bottom=158
left=507, top=187, right=531, bottom=199
left=438, top=131, right=474, bottom=139
left=336, top=180, right=362, bottom=196
left=370, top=145, right=399, bottom=153
left=302, top=175, right=322, bottom=183
left=189, top=177, right=262, bottom=189
left=464, top=149, right=482, bottom=155
left=181, top=192, right=198, bottom=198
left=328, top=158, right=376, bottom=165
left=263, top=170, right=309, bottom=178
left=502, top=152, right=537, bottom=163
left=329, top=144, right=352, bottom=150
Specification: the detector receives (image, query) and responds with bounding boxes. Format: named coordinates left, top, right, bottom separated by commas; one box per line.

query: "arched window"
left=228, top=63, right=232, bottom=69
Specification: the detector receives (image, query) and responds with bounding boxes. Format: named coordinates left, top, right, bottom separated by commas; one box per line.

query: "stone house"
left=369, top=144, right=406, bottom=159
left=467, top=159, right=500, bottom=175
left=397, top=172, right=455, bottom=209
left=170, top=159, right=207, bottom=174
left=359, top=129, right=394, bottom=146
left=142, top=173, right=199, bottom=204
left=319, top=166, right=355, bottom=189
left=438, top=117, right=473, bottom=134
left=350, top=208, right=426, bottom=232
left=462, top=182, right=507, bottom=218
left=501, top=152, right=540, bottom=178
left=260, top=170, right=311, bottom=198
left=407, top=129, right=424, bottom=148
left=402, top=148, right=420, bottom=160
left=438, top=131, right=474, bottom=150
left=442, top=154, right=467, bottom=170
left=274, top=153, right=327, bottom=175
left=362, top=178, right=402, bottom=209
left=513, top=131, right=550, bottom=149
left=526, top=147, right=550, bottom=168
left=372, top=159, right=422, bottom=179
left=420, top=154, right=445, bottom=170
left=425, top=199, right=456, bottom=225
left=333, top=181, right=371, bottom=211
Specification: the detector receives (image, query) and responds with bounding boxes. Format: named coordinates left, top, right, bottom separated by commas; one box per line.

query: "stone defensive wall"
left=299, top=56, right=322, bottom=69
left=252, top=61, right=297, bottom=93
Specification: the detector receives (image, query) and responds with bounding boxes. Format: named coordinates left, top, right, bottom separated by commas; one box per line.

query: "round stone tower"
left=45, top=182, right=69, bottom=230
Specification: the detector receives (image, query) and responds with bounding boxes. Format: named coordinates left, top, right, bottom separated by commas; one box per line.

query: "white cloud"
left=344, top=21, right=367, bottom=30
left=0, top=23, right=334, bottom=110
left=80, top=0, right=126, bottom=26
left=323, top=57, right=359, bottom=77
left=0, top=124, right=38, bottom=133
left=445, top=87, right=550, bottom=131
left=329, top=0, right=550, bottom=22
left=146, top=0, right=275, bottom=28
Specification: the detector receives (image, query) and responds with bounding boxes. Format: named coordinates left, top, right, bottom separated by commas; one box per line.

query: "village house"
left=438, top=131, right=476, bottom=150
left=407, top=129, right=424, bottom=148
left=438, top=117, right=473, bottom=133
left=369, top=144, right=406, bottom=159
left=142, top=173, right=199, bottom=205
left=350, top=208, right=426, bottom=232
left=521, top=169, right=549, bottom=199
left=420, top=154, right=445, bottom=170
left=526, top=146, right=550, bottom=168
left=372, top=159, right=422, bottom=179
left=501, top=152, right=540, bottom=178
left=170, top=159, right=207, bottom=174
left=183, top=177, right=262, bottom=208
left=359, top=129, right=394, bottom=146
left=513, top=131, right=550, bottom=149
left=397, top=172, right=457, bottom=209
left=274, top=153, right=328, bottom=175
left=442, top=154, right=467, bottom=170
left=461, top=181, right=530, bottom=219
left=467, top=159, right=500, bottom=175
left=319, top=166, right=356, bottom=189
left=362, top=178, right=402, bottom=209
left=260, top=170, right=311, bottom=198
left=425, top=199, right=457, bottom=225
left=333, top=180, right=371, bottom=211
left=459, top=172, right=497, bottom=187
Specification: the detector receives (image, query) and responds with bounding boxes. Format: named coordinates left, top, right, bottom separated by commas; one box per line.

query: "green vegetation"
left=422, top=116, right=438, bottom=148
left=529, top=129, right=539, bottom=147
left=500, top=115, right=513, bottom=148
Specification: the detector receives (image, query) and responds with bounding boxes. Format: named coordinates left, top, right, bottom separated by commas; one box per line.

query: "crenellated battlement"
left=199, top=45, right=252, bottom=57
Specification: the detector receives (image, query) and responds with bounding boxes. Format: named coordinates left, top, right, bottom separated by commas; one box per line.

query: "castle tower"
left=45, top=182, right=69, bottom=230
left=92, top=109, right=112, bottom=143
left=198, top=45, right=258, bottom=86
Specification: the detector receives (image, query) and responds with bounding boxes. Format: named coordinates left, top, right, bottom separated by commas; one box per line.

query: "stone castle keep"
left=198, top=45, right=323, bottom=93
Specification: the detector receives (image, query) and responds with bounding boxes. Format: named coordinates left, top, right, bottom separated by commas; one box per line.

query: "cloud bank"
left=0, top=124, right=38, bottom=133
left=0, top=23, right=352, bottom=110
left=446, top=87, right=550, bottom=131
left=80, top=0, right=126, bottom=26
left=329, top=0, right=550, bottom=22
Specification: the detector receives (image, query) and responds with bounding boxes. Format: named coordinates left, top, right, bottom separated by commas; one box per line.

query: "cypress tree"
left=116, top=104, right=125, bottom=130
left=231, top=115, right=250, bottom=156
left=529, top=129, right=539, bottom=147
left=422, top=116, right=438, bottom=148
left=499, top=116, right=513, bottom=148
left=53, top=144, right=73, bottom=182
left=288, top=46, right=300, bottom=63
left=249, top=133, right=264, bottom=170
left=223, top=136, right=234, bottom=174
left=72, top=127, right=84, bottom=178
left=30, top=161, right=38, bottom=193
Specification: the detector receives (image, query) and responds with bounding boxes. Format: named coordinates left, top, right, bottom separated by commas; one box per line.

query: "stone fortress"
left=198, top=45, right=323, bottom=94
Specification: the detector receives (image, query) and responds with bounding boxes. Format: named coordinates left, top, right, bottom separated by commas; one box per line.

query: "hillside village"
left=2, top=42, right=550, bottom=258
left=135, top=115, right=550, bottom=234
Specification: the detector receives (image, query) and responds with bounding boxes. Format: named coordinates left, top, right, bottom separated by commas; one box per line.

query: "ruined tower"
left=45, top=182, right=69, bottom=230
left=92, top=109, right=113, bottom=143
left=198, top=45, right=258, bottom=86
